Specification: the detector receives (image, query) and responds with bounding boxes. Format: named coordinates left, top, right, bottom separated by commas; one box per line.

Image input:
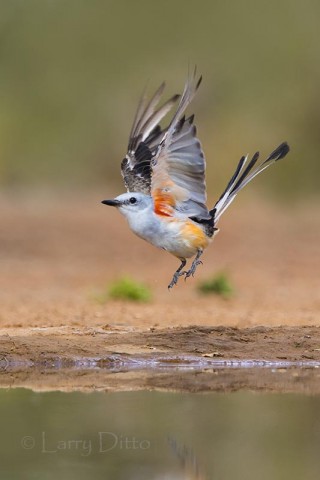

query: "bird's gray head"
left=101, top=192, right=152, bottom=218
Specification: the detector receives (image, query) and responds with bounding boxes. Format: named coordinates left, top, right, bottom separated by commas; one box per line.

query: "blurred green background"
left=0, top=0, right=319, bottom=198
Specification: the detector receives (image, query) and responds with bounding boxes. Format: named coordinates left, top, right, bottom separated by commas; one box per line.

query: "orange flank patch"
left=153, top=188, right=175, bottom=217
left=181, top=220, right=209, bottom=250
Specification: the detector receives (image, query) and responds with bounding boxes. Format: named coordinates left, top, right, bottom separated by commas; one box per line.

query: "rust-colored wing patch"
left=153, top=187, right=175, bottom=217
left=153, top=179, right=189, bottom=217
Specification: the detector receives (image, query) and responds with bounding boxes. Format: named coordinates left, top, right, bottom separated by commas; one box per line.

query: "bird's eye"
left=129, top=197, right=137, bottom=204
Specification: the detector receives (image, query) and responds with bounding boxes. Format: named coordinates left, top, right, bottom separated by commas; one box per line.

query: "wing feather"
left=128, top=82, right=165, bottom=151
left=151, top=70, right=210, bottom=219
left=122, top=84, right=179, bottom=193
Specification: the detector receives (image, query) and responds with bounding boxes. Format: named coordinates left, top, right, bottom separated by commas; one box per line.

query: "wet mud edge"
left=0, top=325, right=320, bottom=393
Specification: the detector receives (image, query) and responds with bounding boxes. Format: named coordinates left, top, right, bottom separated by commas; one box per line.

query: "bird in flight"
left=102, top=70, right=290, bottom=289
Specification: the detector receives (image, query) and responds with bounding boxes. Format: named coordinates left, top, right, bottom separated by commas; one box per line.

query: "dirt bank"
left=0, top=325, right=320, bottom=393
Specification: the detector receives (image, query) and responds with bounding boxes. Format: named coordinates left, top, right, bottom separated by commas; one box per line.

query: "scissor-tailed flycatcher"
left=102, top=71, right=290, bottom=289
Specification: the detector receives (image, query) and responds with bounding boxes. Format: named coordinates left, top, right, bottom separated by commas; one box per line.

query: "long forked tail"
left=210, top=142, right=290, bottom=224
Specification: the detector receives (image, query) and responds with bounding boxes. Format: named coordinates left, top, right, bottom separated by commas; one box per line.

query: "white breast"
left=125, top=208, right=201, bottom=259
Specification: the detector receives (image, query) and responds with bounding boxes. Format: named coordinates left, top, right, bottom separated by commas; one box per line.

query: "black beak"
left=101, top=199, right=121, bottom=207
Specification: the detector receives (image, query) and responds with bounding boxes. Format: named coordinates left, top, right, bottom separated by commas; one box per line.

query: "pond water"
left=0, top=388, right=319, bottom=479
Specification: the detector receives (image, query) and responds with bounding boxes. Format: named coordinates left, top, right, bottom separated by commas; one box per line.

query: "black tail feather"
left=263, top=141, right=290, bottom=163
left=215, top=155, right=246, bottom=206
left=211, top=142, right=290, bottom=223
left=230, top=151, right=260, bottom=194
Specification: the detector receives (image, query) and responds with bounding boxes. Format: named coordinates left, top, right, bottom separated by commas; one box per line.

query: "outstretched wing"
left=121, top=83, right=179, bottom=194
left=151, top=71, right=210, bottom=220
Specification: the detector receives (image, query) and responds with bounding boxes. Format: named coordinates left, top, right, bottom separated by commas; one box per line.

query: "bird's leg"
left=168, top=258, right=187, bottom=289
left=184, top=249, right=203, bottom=280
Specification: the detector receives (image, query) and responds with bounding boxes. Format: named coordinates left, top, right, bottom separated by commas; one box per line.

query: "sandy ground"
left=0, top=190, right=320, bottom=391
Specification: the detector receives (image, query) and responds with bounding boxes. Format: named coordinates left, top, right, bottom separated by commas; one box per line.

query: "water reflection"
left=0, top=389, right=319, bottom=479
left=168, top=437, right=206, bottom=479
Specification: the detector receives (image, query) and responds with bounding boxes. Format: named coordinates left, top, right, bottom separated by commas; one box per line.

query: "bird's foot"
left=168, top=270, right=186, bottom=289
left=168, top=258, right=187, bottom=289
left=184, top=250, right=204, bottom=281
left=184, top=260, right=203, bottom=280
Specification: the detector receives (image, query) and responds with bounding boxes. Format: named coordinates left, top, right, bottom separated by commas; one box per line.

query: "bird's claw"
left=184, top=260, right=203, bottom=280
left=168, top=271, right=185, bottom=289
left=168, top=252, right=203, bottom=288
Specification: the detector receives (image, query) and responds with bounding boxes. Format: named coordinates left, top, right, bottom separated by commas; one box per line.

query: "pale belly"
left=128, top=213, right=211, bottom=259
